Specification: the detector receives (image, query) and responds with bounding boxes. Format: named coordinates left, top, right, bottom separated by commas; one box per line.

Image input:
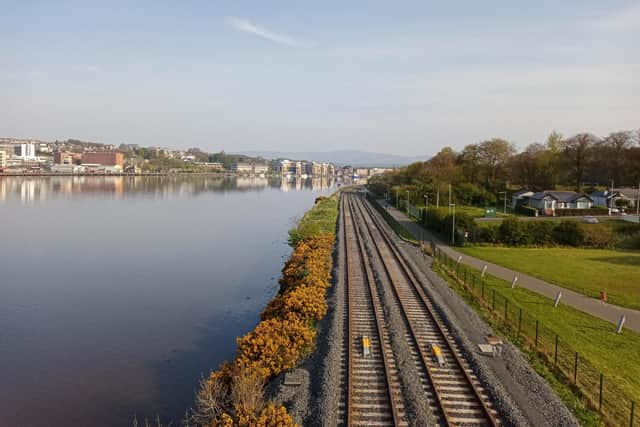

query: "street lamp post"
left=406, top=190, right=410, bottom=214
left=450, top=203, right=456, bottom=245
left=498, top=191, right=507, bottom=214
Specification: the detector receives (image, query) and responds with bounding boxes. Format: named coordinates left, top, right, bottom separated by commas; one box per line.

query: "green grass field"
left=458, top=246, right=640, bottom=310
left=434, top=256, right=640, bottom=425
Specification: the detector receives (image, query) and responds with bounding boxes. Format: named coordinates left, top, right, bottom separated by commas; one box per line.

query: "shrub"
left=527, top=221, right=556, bottom=245
left=581, top=223, right=615, bottom=248
left=516, top=204, right=538, bottom=216
left=475, top=224, right=499, bottom=243
left=553, top=221, right=585, bottom=246
left=499, top=218, right=530, bottom=245
left=235, top=314, right=316, bottom=379
left=554, top=207, right=608, bottom=216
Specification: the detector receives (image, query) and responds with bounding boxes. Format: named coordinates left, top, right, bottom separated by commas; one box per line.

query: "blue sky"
left=2, top=0, right=638, bottom=155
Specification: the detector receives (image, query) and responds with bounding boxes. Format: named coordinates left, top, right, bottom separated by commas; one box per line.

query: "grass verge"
left=457, top=245, right=640, bottom=310
left=433, top=252, right=640, bottom=426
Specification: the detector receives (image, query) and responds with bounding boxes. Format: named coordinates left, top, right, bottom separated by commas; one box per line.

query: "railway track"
left=345, top=192, right=501, bottom=426
left=341, top=195, right=408, bottom=426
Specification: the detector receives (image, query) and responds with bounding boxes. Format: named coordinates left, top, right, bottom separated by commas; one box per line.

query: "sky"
left=2, top=0, right=639, bottom=156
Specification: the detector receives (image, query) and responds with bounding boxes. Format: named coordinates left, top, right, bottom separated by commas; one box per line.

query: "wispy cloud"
left=228, top=17, right=312, bottom=47
left=587, top=4, right=640, bottom=32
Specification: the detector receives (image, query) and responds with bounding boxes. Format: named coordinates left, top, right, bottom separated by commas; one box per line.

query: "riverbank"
left=184, top=194, right=339, bottom=426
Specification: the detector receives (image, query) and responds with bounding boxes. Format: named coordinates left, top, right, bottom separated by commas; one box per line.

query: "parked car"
left=582, top=216, right=599, bottom=224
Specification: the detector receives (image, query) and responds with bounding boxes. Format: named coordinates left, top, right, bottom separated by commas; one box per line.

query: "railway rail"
left=341, top=191, right=502, bottom=426
left=341, top=195, right=408, bottom=426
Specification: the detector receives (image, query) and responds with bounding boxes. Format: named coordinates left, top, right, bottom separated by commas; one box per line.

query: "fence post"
left=464, top=268, right=467, bottom=284
left=492, top=289, right=496, bottom=311
left=599, top=374, right=603, bottom=412
left=518, top=308, right=522, bottom=334
left=482, top=281, right=485, bottom=300
left=631, top=401, right=635, bottom=427
left=504, top=299, right=508, bottom=323
left=535, top=320, right=539, bottom=349
left=554, top=335, right=559, bottom=366
left=574, top=352, right=578, bottom=384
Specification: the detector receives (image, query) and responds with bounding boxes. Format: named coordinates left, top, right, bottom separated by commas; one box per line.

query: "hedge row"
left=474, top=218, right=615, bottom=248
left=421, top=209, right=616, bottom=248
left=554, top=206, right=609, bottom=216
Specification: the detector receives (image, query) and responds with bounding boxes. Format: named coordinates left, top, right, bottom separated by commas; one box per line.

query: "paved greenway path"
left=378, top=200, right=640, bottom=334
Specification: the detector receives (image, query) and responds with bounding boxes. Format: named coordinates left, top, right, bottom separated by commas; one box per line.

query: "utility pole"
left=499, top=191, right=507, bottom=214
left=406, top=190, right=410, bottom=214
left=450, top=203, right=456, bottom=245
left=637, top=182, right=640, bottom=219
left=448, top=184, right=452, bottom=212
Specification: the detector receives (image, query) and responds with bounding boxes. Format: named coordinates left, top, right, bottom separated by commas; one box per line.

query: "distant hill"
left=238, top=149, right=429, bottom=167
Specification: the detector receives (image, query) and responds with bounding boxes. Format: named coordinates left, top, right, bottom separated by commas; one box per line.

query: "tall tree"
left=561, top=133, right=598, bottom=191
left=477, top=138, right=515, bottom=187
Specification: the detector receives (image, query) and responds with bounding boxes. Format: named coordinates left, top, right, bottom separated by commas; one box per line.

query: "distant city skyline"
left=2, top=1, right=638, bottom=156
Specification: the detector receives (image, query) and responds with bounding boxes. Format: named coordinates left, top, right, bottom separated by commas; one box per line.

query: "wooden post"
left=554, top=335, right=559, bottom=366
left=599, top=374, right=603, bottom=412
left=482, top=281, right=485, bottom=300
left=504, top=299, right=508, bottom=323
left=492, top=289, right=496, bottom=311
left=535, top=320, right=539, bottom=349
left=574, top=352, right=578, bottom=384
left=631, top=401, right=635, bottom=427
left=518, top=308, right=522, bottom=334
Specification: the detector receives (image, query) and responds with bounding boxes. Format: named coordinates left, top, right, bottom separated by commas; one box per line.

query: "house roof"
left=616, top=188, right=640, bottom=199
left=529, top=191, right=593, bottom=202
left=590, top=188, right=639, bottom=199
left=513, top=189, right=534, bottom=197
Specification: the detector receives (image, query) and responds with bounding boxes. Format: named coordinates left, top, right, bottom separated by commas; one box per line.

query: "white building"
left=0, top=150, right=6, bottom=168
left=19, top=143, right=37, bottom=159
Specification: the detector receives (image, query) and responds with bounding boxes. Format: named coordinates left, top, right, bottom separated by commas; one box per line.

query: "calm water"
left=0, top=175, right=335, bottom=427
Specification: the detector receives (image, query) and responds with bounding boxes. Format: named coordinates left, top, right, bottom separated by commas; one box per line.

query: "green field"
left=458, top=246, right=640, bottom=310
left=434, top=256, right=640, bottom=425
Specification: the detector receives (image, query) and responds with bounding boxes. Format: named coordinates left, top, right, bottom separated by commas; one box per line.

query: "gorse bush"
left=188, top=194, right=338, bottom=427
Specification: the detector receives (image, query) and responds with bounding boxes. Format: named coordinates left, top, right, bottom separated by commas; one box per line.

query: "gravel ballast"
left=366, top=202, right=579, bottom=427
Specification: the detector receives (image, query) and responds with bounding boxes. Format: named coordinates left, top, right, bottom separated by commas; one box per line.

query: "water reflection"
left=0, top=176, right=335, bottom=427
left=0, top=175, right=336, bottom=203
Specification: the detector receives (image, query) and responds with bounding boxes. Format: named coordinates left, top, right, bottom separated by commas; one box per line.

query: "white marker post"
left=554, top=292, right=562, bottom=308
left=457, top=255, right=463, bottom=264
left=511, top=275, right=518, bottom=289
left=481, top=265, right=488, bottom=277
left=616, top=315, right=626, bottom=334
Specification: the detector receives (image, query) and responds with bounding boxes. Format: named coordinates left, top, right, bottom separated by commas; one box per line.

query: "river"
left=0, top=175, right=335, bottom=427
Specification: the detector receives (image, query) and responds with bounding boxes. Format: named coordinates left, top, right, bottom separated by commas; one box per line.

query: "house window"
left=577, top=201, right=589, bottom=209
left=545, top=200, right=553, bottom=209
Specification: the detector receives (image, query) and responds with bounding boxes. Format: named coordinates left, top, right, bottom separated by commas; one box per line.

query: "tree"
left=477, top=138, right=515, bottom=187
left=459, top=144, right=481, bottom=184
left=561, top=133, right=598, bottom=191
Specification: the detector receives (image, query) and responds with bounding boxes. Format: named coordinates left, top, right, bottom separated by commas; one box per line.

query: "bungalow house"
left=511, top=189, right=535, bottom=209
left=526, top=191, right=593, bottom=216
left=590, top=188, right=639, bottom=209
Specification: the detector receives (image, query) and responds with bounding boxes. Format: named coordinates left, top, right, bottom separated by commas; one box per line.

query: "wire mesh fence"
left=435, top=247, right=637, bottom=426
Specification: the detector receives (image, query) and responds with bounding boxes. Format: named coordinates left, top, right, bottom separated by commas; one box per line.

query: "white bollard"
left=481, top=265, right=488, bottom=277
left=616, top=315, right=626, bottom=334
left=511, top=275, right=518, bottom=289
left=457, top=255, right=463, bottom=264
left=554, top=292, right=562, bottom=308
